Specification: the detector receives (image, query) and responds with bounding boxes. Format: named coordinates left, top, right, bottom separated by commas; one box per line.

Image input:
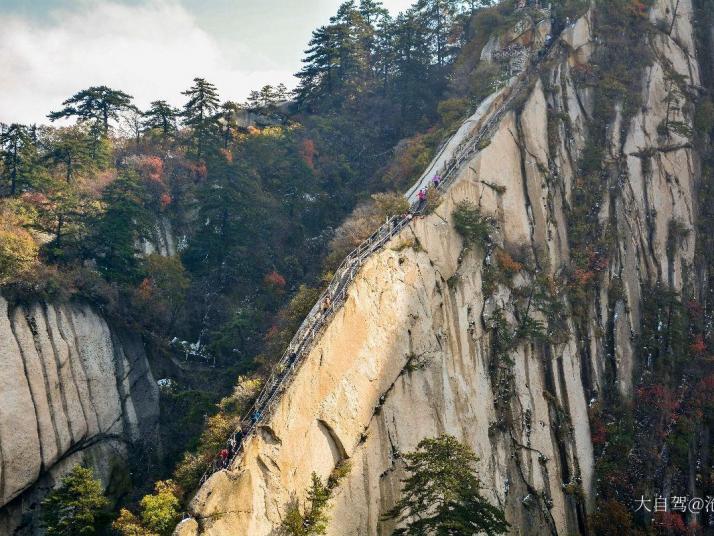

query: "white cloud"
left=0, top=0, right=295, bottom=124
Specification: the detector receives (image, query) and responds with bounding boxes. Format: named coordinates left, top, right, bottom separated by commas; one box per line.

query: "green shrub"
left=695, top=99, right=714, bottom=133
left=41, top=466, right=110, bottom=536
left=453, top=201, right=493, bottom=249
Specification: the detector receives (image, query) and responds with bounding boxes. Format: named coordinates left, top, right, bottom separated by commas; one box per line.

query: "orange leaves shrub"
left=299, top=138, right=316, bottom=170
left=264, top=270, right=286, bottom=289
left=160, top=193, right=172, bottom=209
left=574, top=268, right=596, bottom=286
left=495, top=249, right=523, bottom=274
left=133, top=155, right=164, bottom=184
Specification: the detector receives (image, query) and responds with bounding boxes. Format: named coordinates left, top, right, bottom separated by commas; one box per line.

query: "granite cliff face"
left=0, top=297, right=159, bottom=534
left=177, top=1, right=703, bottom=534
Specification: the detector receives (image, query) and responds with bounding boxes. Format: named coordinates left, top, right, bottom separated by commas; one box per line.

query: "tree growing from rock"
left=386, top=434, right=509, bottom=535
left=40, top=466, right=110, bottom=536
left=282, top=472, right=331, bottom=536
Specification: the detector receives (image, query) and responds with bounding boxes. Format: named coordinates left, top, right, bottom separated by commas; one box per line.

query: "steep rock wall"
left=179, top=1, right=701, bottom=534
left=0, top=297, right=159, bottom=534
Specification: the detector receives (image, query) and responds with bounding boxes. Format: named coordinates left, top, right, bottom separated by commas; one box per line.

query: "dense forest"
left=0, top=0, right=529, bottom=532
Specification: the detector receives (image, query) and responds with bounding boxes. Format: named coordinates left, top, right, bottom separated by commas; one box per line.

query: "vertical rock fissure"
left=42, top=304, right=77, bottom=444
left=25, top=308, right=63, bottom=461
left=8, top=307, right=47, bottom=469
left=66, top=308, right=104, bottom=432
left=109, top=331, right=132, bottom=438
left=53, top=304, right=96, bottom=439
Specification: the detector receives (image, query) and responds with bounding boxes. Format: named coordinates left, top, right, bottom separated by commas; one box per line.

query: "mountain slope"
left=177, top=0, right=711, bottom=534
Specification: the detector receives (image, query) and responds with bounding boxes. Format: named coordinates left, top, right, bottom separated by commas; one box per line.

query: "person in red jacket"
left=417, top=188, right=428, bottom=211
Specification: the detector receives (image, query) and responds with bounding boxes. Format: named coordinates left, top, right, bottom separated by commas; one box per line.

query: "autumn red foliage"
left=590, top=419, right=607, bottom=445
left=690, top=334, right=706, bottom=355
left=160, top=192, right=172, bottom=209
left=138, top=156, right=164, bottom=184
left=574, top=268, right=596, bottom=286
left=137, top=277, right=155, bottom=300
left=299, top=138, right=316, bottom=170
left=263, top=270, right=286, bottom=289
left=654, top=512, right=687, bottom=535
left=495, top=249, right=523, bottom=273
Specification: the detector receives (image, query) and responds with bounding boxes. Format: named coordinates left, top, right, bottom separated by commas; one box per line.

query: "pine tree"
left=386, top=435, right=510, bottom=535
left=391, top=9, right=434, bottom=124
left=219, top=101, right=241, bottom=147
left=259, top=85, right=278, bottom=107
left=359, top=0, right=389, bottom=26
left=247, top=90, right=263, bottom=110
left=358, top=0, right=390, bottom=81
left=40, top=466, right=110, bottom=536
left=0, top=123, right=37, bottom=195
left=373, top=13, right=397, bottom=93
left=275, top=83, right=290, bottom=100
left=296, top=25, right=339, bottom=106
left=47, top=86, right=133, bottom=134
left=181, top=78, right=221, bottom=159
left=143, top=100, right=179, bottom=138
left=296, top=1, right=379, bottom=110
left=92, top=169, right=151, bottom=282
left=44, top=125, right=94, bottom=184
left=415, top=0, right=465, bottom=68
left=281, top=472, right=331, bottom=536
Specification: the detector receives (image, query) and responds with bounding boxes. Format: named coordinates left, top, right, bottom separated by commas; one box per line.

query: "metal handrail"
left=196, top=40, right=543, bottom=487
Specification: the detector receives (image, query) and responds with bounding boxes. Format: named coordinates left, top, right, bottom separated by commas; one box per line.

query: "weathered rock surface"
left=180, top=1, right=701, bottom=534
left=140, top=215, right=178, bottom=257
left=0, top=297, right=159, bottom=534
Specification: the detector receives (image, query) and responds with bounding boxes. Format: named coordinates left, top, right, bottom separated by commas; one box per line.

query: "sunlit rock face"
left=181, top=1, right=701, bottom=534
left=0, top=297, right=159, bottom=535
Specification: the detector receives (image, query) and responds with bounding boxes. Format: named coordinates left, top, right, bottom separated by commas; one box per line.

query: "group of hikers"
left=206, top=172, right=448, bottom=475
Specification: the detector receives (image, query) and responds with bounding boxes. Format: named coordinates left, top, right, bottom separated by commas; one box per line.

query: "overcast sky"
left=0, top=0, right=415, bottom=124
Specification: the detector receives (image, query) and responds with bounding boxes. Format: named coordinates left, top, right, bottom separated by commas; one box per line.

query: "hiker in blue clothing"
left=251, top=409, right=262, bottom=424
left=432, top=174, right=442, bottom=188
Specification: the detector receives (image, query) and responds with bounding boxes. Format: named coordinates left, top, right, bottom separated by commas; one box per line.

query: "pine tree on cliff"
left=40, top=466, right=110, bottom=536
left=143, top=100, right=179, bottom=138
left=47, top=85, right=133, bottom=134
left=181, top=77, right=221, bottom=159
left=282, top=472, right=331, bottom=536
left=386, top=434, right=509, bottom=535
